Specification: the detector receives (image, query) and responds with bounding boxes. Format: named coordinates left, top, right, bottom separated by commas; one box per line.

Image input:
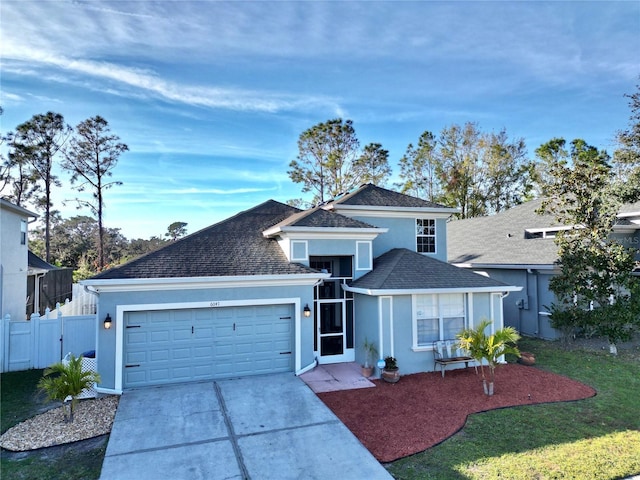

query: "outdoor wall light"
left=103, top=313, right=112, bottom=330
left=303, top=304, right=311, bottom=317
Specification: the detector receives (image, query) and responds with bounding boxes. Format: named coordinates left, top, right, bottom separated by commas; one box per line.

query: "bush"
left=37, top=355, right=100, bottom=422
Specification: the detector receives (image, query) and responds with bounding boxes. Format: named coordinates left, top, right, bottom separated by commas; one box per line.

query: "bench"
left=433, top=340, right=475, bottom=377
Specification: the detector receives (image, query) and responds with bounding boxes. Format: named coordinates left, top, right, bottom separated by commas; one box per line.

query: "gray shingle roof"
left=351, top=248, right=509, bottom=291
left=329, top=183, right=451, bottom=209
left=28, top=251, right=58, bottom=271
left=448, top=198, right=640, bottom=266
left=267, top=206, right=375, bottom=229
left=447, top=198, right=560, bottom=266
left=93, top=200, right=318, bottom=280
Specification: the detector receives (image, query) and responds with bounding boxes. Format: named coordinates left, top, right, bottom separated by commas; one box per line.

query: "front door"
left=311, top=257, right=354, bottom=364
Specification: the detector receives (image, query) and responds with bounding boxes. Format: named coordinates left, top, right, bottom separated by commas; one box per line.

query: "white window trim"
left=355, top=241, right=372, bottom=271
left=290, top=240, right=308, bottom=262
left=416, top=218, right=437, bottom=255
left=411, top=293, right=467, bottom=351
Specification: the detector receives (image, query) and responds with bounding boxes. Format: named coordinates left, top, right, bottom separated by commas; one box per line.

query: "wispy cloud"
left=161, top=187, right=276, bottom=195
left=2, top=51, right=340, bottom=114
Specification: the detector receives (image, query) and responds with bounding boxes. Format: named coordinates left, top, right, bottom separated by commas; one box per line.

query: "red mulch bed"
left=317, top=364, right=596, bottom=463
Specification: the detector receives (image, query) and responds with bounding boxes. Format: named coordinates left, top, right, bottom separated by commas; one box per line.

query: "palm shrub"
left=37, top=354, right=101, bottom=422
left=457, top=318, right=521, bottom=395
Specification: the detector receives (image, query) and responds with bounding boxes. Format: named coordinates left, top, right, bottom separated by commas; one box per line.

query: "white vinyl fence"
left=57, top=283, right=97, bottom=316
left=0, top=304, right=96, bottom=373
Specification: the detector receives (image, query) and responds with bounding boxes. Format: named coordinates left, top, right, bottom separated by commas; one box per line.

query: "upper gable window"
left=416, top=218, right=436, bottom=253
left=20, top=219, right=27, bottom=245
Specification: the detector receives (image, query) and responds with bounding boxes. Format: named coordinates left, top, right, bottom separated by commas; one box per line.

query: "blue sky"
left=1, top=1, right=638, bottom=239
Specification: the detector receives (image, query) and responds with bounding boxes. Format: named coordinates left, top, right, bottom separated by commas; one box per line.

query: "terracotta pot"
left=361, top=366, right=374, bottom=378
left=519, top=352, right=536, bottom=366
left=381, top=368, right=400, bottom=383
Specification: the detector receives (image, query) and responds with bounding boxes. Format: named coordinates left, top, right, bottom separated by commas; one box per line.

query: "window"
left=416, top=218, right=436, bottom=253
left=414, top=293, right=466, bottom=347
left=20, top=220, right=27, bottom=245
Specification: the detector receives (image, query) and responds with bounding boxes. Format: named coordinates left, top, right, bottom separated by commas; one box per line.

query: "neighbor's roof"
left=326, top=183, right=456, bottom=210
left=447, top=198, right=560, bottom=267
left=92, top=200, right=318, bottom=280
left=0, top=198, right=38, bottom=218
left=348, top=248, right=512, bottom=293
left=28, top=251, right=58, bottom=271
left=447, top=197, right=640, bottom=267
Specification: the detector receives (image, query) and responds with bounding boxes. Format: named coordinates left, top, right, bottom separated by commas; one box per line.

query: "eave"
left=343, top=285, right=523, bottom=296
left=263, top=225, right=387, bottom=240
left=452, top=262, right=558, bottom=271
left=81, top=273, right=331, bottom=293
left=323, top=204, right=458, bottom=218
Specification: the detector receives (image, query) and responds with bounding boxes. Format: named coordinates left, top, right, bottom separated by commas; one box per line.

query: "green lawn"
left=2, top=338, right=638, bottom=480
left=1, top=369, right=107, bottom=480
left=387, top=337, right=640, bottom=480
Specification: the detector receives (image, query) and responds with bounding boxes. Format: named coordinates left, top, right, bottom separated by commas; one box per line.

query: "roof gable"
left=266, top=205, right=375, bottom=230
left=351, top=248, right=509, bottom=291
left=328, top=184, right=451, bottom=209
left=93, top=200, right=317, bottom=280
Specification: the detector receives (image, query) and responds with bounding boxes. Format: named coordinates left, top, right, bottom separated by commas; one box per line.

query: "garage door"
left=123, top=304, right=294, bottom=388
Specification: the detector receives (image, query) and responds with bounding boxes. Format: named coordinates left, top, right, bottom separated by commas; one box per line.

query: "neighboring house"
left=447, top=198, right=640, bottom=339
left=0, top=198, right=38, bottom=321
left=27, top=251, right=74, bottom=317
left=83, top=184, right=519, bottom=394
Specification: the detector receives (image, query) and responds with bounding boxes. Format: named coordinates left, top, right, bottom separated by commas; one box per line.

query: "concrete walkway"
left=100, top=373, right=392, bottom=480
left=300, top=362, right=376, bottom=393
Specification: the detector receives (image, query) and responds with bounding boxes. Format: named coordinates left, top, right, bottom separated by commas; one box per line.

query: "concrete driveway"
left=100, top=373, right=392, bottom=480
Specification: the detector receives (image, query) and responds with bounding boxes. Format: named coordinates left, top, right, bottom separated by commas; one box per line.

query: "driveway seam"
left=105, top=436, right=229, bottom=458
left=235, top=419, right=342, bottom=439
left=214, top=381, right=250, bottom=480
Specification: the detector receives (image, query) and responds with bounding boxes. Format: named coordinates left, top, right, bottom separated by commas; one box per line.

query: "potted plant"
left=457, top=319, right=520, bottom=396
left=518, top=351, right=536, bottom=366
left=381, top=355, right=400, bottom=383
left=361, top=337, right=378, bottom=377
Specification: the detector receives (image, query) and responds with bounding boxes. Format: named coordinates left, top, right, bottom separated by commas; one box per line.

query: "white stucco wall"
left=0, top=200, right=36, bottom=321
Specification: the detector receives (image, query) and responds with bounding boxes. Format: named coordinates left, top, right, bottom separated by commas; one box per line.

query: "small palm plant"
left=457, top=319, right=520, bottom=395
left=38, top=354, right=101, bottom=422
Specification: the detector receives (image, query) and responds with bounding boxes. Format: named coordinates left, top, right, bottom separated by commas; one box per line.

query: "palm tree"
left=38, top=354, right=101, bottom=422
left=457, top=319, right=521, bottom=395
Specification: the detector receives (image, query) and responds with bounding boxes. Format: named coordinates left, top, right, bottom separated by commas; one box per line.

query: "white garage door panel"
left=124, top=304, right=294, bottom=388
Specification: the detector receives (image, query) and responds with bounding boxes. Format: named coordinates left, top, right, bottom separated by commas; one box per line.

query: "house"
left=0, top=198, right=38, bottom=321
left=83, top=184, right=519, bottom=394
left=27, top=251, right=74, bottom=317
left=447, top=198, right=640, bottom=339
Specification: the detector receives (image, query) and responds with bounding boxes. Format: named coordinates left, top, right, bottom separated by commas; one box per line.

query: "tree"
left=11, top=112, right=72, bottom=261
left=38, top=354, right=100, bottom=423
left=539, top=138, right=640, bottom=353
left=123, top=236, right=167, bottom=260
left=353, top=142, right=391, bottom=187
left=533, top=137, right=569, bottom=196
left=438, top=122, right=484, bottom=218
left=397, top=131, right=443, bottom=202
left=63, top=116, right=128, bottom=270
left=457, top=319, right=521, bottom=396
left=288, top=119, right=364, bottom=203
left=480, top=129, right=534, bottom=213
left=166, top=221, right=188, bottom=241
left=614, top=81, right=640, bottom=199
left=30, top=215, right=128, bottom=275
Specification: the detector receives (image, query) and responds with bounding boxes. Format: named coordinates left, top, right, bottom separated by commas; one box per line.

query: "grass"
left=1, top=369, right=107, bottom=480
left=2, top=338, right=638, bottom=480
left=387, top=337, right=640, bottom=480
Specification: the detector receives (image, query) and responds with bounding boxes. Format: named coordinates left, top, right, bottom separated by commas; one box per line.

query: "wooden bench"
left=433, top=340, right=475, bottom=377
